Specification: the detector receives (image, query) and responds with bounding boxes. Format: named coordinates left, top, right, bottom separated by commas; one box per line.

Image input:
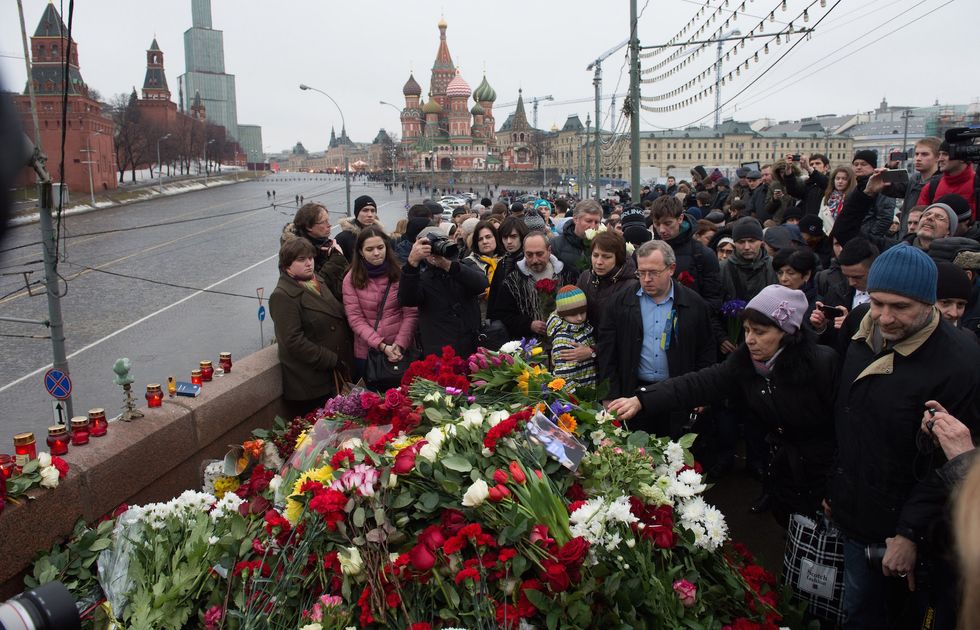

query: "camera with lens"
left=0, top=581, right=80, bottom=630
left=425, top=232, right=460, bottom=259
left=944, top=127, right=980, bottom=163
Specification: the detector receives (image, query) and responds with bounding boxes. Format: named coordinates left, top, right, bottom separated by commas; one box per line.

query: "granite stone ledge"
left=0, top=344, right=285, bottom=598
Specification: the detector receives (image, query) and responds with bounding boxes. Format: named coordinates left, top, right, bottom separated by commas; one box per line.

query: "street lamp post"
left=157, top=133, right=171, bottom=194
left=204, top=138, right=216, bottom=185
left=301, top=83, right=351, bottom=216
left=379, top=101, right=410, bottom=206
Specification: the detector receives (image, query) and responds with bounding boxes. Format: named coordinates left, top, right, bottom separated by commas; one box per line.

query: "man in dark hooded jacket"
left=551, top=199, right=603, bottom=282
left=649, top=196, right=725, bottom=345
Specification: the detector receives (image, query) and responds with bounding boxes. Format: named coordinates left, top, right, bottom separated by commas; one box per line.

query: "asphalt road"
left=0, top=173, right=422, bottom=440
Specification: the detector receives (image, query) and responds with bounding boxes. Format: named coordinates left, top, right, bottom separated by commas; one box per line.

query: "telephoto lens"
left=0, top=581, right=80, bottom=630
left=426, top=233, right=460, bottom=259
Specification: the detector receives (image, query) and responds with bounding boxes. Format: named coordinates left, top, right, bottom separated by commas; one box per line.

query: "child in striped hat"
left=546, top=285, right=597, bottom=391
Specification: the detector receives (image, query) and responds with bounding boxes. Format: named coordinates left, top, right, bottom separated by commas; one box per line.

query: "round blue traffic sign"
left=258, top=305, right=266, bottom=322
left=44, top=368, right=72, bottom=400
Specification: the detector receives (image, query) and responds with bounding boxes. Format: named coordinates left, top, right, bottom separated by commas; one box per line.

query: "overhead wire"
left=61, top=261, right=267, bottom=300
left=666, top=0, right=844, bottom=129
left=701, top=0, right=950, bottom=118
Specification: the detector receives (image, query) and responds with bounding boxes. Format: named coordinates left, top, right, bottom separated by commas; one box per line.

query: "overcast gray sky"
left=2, top=0, right=975, bottom=152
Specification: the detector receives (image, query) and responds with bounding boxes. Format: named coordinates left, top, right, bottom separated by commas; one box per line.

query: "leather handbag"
left=364, top=281, right=412, bottom=386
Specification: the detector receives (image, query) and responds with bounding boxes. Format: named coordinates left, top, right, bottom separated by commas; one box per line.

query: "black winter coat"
left=597, top=282, right=717, bottom=401
left=397, top=260, right=488, bottom=359
left=550, top=220, right=586, bottom=283
left=637, top=338, right=839, bottom=516
left=777, top=165, right=828, bottom=217
left=576, top=258, right=638, bottom=331
left=830, top=311, right=980, bottom=544
left=664, top=216, right=725, bottom=342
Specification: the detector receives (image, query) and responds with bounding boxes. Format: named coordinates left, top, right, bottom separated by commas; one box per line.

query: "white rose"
left=39, top=465, right=60, bottom=488
left=339, top=546, right=364, bottom=576
left=499, top=341, right=521, bottom=354
left=37, top=452, right=52, bottom=468
left=461, top=479, right=489, bottom=508
left=387, top=472, right=399, bottom=489
left=584, top=228, right=597, bottom=240
left=418, top=443, right=440, bottom=463
left=460, top=407, right=484, bottom=429
left=300, top=624, right=323, bottom=630
left=487, top=409, right=510, bottom=427
left=424, top=427, right=445, bottom=451
left=626, top=242, right=635, bottom=255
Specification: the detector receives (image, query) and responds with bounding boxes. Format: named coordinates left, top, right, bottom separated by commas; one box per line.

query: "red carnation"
left=455, top=567, right=481, bottom=585
left=495, top=602, right=521, bottom=629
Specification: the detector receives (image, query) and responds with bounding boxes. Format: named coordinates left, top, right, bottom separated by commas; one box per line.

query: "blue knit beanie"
left=867, top=244, right=937, bottom=304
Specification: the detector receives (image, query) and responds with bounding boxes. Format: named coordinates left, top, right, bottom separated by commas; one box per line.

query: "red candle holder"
left=219, top=352, right=232, bottom=374
left=13, top=432, right=37, bottom=470
left=70, top=416, right=90, bottom=446
left=46, top=425, right=69, bottom=456
left=0, top=473, right=5, bottom=515
left=199, top=361, right=214, bottom=382
left=89, top=408, right=108, bottom=437
left=0, top=454, right=15, bottom=479
left=190, top=369, right=203, bottom=386
left=145, top=384, right=164, bottom=408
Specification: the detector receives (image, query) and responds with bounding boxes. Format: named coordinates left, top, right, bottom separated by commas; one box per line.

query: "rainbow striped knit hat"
left=555, top=285, right=588, bottom=316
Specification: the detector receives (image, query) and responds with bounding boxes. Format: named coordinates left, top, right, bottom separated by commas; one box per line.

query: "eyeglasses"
left=921, top=212, right=949, bottom=224
left=636, top=267, right=672, bottom=279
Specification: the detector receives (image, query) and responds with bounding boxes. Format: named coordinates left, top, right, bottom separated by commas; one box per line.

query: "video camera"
left=425, top=232, right=460, bottom=259
left=944, top=127, right=980, bottom=163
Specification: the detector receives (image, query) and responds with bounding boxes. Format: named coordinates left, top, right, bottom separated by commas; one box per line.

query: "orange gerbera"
left=557, top=413, right=577, bottom=434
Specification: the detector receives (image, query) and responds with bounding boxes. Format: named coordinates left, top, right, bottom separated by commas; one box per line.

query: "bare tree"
left=108, top=90, right=147, bottom=183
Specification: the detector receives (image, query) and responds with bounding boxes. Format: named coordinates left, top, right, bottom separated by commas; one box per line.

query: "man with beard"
left=829, top=244, right=980, bottom=629
left=496, top=231, right=576, bottom=342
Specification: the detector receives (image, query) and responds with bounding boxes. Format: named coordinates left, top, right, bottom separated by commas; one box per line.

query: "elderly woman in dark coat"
left=608, top=284, right=839, bottom=525
left=269, top=237, right=354, bottom=419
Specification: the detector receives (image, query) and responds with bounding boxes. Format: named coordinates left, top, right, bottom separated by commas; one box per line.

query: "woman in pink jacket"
left=342, top=226, right=419, bottom=389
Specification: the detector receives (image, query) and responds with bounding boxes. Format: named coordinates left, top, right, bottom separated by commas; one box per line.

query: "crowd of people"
left=268, top=138, right=980, bottom=629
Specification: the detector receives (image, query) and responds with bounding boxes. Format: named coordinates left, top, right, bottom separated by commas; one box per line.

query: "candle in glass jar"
left=70, top=416, right=90, bottom=446
left=145, top=384, right=163, bottom=408
left=89, top=408, right=108, bottom=437
left=167, top=376, right=177, bottom=397
left=199, top=361, right=214, bottom=382
left=0, top=454, right=15, bottom=479
left=13, top=433, right=36, bottom=470
left=47, top=425, right=70, bottom=456
left=190, top=369, right=203, bottom=386
left=218, top=352, right=232, bottom=374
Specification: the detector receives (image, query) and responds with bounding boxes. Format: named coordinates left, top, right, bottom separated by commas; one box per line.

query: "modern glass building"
left=238, top=125, right=264, bottom=164
left=178, top=0, right=238, bottom=140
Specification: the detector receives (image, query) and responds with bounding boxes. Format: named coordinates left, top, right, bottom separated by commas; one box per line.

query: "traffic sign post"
left=52, top=400, right=67, bottom=426
left=44, top=368, right=72, bottom=400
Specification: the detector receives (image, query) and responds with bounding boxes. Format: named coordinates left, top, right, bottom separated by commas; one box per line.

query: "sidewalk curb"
left=10, top=174, right=259, bottom=227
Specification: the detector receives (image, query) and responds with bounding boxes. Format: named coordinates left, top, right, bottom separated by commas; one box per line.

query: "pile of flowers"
left=27, top=343, right=800, bottom=629
left=2, top=452, right=70, bottom=515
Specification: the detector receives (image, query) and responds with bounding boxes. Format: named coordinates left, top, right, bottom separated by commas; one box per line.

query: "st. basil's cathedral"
left=398, top=18, right=537, bottom=172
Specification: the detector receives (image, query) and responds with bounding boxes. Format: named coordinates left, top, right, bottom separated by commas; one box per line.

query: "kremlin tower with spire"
left=399, top=18, right=498, bottom=171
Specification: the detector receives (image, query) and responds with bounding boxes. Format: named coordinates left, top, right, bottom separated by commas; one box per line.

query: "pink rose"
left=673, top=579, right=697, bottom=608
